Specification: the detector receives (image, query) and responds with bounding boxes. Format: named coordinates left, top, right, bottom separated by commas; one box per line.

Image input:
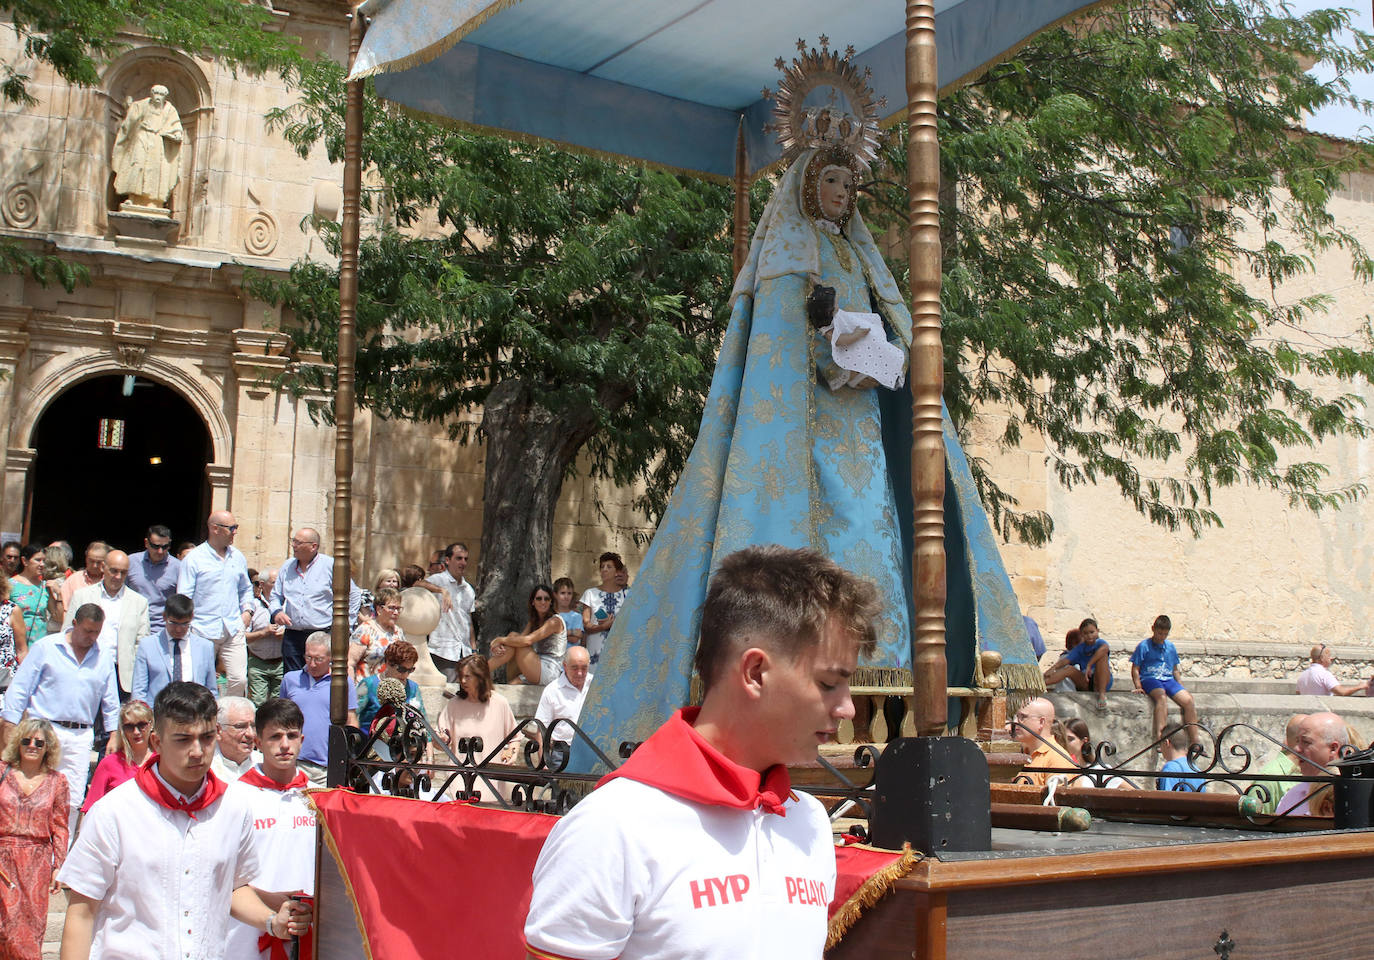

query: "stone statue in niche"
left=111, top=84, right=184, bottom=213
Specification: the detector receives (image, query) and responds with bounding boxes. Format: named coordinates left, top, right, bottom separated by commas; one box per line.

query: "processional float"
left=314, top=3, right=1374, bottom=958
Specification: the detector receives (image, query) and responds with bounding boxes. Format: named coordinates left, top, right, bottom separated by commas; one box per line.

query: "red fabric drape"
left=311, top=791, right=907, bottom=959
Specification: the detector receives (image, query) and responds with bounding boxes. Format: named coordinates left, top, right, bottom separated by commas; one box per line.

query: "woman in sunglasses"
left=0, top=716, right=66, bottom=958
left=80, top=700, right=154, bottom=815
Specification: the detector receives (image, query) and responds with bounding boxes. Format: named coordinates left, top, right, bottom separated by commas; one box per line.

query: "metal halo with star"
left=762, top=36, right=887, bottom=168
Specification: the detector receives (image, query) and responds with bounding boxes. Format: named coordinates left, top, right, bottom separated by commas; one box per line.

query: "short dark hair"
left=456, top=654, right=492, bottom=702
left=164, top=593, right=194, bottom=621
left=147, top=524, right=171, bottom=541
left=694, top=546, right=880, bottom=693
left=154, top=681, right=218, bottom=730
left=553, top=576, right=575, bottom=594
left=72, top=603, right=106, bottom=625
left=1161, top=722, right=1188, bottom=751
left=400, top=564, right=427, bottom=588
left=445, top=542, right=469, bottom=559
left=1153, top=614, right=1172, bottom=631
left=255, top=697, right=305, bottom=736
left=597, top=551, right=625, bottom=572
left=1, top=540, right=18, bottom=554
left=1079, top=617, right=1098, bottom=633
left=20, top=544, right=44, bottom=564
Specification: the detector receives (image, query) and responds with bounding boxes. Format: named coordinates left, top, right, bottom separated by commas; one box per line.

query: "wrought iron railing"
left=1011, top=719, right=1355, bottom=823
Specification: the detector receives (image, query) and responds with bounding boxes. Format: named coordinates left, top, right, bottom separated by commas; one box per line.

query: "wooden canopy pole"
left=731, top=119, right=750, bottom=278
left=906, top=0, right=947, bottom=736
left=331, top=9, right=365, bottom=729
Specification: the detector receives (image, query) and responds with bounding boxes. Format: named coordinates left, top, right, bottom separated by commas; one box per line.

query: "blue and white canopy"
left=350, top=0, right=1107, bottom=178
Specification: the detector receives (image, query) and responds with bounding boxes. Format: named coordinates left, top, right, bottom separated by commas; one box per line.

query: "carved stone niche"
left=104, top=50, right=211, bottom=245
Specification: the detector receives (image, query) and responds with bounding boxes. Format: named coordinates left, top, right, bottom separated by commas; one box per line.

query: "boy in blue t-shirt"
left=1157, top=722, right=1202, bottom=792
left=1130, top=614, right=1199, bottom=746
left=1043, top=617, right=1112, bottom=711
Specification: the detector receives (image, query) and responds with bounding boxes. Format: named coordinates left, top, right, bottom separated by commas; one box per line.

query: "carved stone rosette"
left=245, top=210, right=278, bottom=255
left=1, top=183, right=38, bottom=228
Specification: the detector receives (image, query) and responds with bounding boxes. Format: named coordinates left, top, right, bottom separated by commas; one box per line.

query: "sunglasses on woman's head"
left=20, top=737, right=44, bottom=748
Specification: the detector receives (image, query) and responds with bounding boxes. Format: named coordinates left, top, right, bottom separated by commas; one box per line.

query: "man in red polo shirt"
left=524, top=545, right=878, bottom=960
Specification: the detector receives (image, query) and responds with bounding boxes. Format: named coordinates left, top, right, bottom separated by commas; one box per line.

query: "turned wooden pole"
left=332, top=10, right=365, bottom=728
left=731, top=119, right=750, bottom=278
left=906, top=0, right=947, bottom=735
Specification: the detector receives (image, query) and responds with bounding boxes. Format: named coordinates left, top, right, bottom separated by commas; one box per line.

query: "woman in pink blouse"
left=80, top=700, right=152, bottom=814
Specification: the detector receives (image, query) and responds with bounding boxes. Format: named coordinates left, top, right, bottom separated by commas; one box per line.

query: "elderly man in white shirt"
left=64, top=549, right=149, bottom=698
left=1295, top=644, right=1371, bottom=697
left=533, top=646, right=592, bottom=746
left=211, top=696, right=262, bottom=782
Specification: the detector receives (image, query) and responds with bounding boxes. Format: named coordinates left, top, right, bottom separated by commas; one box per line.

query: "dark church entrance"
left=27, top=375, right=212, bottom=554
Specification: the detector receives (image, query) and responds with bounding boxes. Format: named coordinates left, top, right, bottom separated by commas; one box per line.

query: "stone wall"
left=976, top=166, right=1374, bottom=651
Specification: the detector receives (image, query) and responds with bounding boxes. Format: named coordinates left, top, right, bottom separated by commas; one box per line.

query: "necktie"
left=172, top=637, right=183, bottom=682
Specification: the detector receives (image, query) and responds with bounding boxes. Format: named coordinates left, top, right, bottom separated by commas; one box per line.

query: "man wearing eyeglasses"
left=270, top=527, right=362, bottom=675
left=64, top=549, right=150, bottom=701
left=281, top=633, right=358, bottom=786
left=127, top=524, right=183, bottom=633
left=177, top=510, right=255, bottom=697
left=133, top=593, right=217, bottom=704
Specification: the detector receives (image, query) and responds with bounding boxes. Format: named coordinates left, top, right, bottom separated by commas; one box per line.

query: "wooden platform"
left=828, top=824, right=1374, bottom=959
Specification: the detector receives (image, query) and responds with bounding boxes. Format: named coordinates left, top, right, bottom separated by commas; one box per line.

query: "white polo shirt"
left=525, top=778, right=835, bottom=960
left=223, top=771, right=318, bottom=959
left=533, top=671, right=593, bottom=744
left=58, top=775, right=259, bottom=960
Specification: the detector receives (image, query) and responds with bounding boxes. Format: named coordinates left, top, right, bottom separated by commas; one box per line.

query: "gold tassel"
left=825, top=844, right=923, bottom=950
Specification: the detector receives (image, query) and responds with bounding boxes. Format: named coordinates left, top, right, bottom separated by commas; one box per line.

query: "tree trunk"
left=473, top=379, right=597, bottom=655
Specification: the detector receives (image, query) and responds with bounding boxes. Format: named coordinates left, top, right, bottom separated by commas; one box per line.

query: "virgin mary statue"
left=574, top=63, right=1038, bottom=762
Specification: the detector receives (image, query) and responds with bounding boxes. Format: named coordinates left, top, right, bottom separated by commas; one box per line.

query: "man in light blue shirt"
left=270, top=527, right=361, bottom=674
left=126, top=524, right=182, bottom=632
left=177, top=510, right=254, bottom=697
left=281, top=632, right=357, bottom=785
left=1, top=603, right=120, bottom=821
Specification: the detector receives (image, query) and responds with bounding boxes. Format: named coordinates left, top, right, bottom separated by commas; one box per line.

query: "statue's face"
left=150, top=89, right=166, bottom=107
left=817, top=165, right=854, bottom=221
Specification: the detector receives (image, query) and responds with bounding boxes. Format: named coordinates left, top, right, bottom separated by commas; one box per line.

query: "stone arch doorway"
left=26, top=375, right=211, bottom=553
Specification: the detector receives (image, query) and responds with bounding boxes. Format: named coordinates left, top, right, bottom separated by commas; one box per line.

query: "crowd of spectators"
left=0, top=512, right=616, bottom=957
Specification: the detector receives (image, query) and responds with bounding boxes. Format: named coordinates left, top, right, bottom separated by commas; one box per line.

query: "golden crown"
left=762, top=37, right=886, bottom=168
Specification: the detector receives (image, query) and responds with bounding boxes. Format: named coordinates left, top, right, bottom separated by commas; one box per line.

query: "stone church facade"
left=0, top=5, right=1369, bottom=657
left=0, top=0, right=654, bottom=592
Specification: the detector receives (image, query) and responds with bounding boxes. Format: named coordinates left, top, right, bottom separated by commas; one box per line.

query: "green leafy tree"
left=864, top=0, right=1374, bottom=543
left=259, top=0, right=1374, bottom=638
left=0, top=0, right=316, bottom=289
left=253, top=61, right=759, bottom=643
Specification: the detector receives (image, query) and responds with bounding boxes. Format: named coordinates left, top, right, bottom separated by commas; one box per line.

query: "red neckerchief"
left=134, top=756, right=227, bottom=819
left=597, top=707, right=794, bottom=815
left=257, top=897, right=314, bottom=960
left=238, top=767, right=308, bottom=792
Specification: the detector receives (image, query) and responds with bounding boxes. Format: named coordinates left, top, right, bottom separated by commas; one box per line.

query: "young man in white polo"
left=59, top=682, right=310, bottom=960
left=224, top=696, right=317, bottom=959
left=524, top=545, right=877, bottom=960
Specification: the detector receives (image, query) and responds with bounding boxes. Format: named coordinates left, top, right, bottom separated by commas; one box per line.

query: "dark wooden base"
left=827, top=831, right=1374, bottom=959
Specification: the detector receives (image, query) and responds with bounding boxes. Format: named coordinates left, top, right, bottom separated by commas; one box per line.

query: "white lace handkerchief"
left=826, top=310, right=906, bottom=390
